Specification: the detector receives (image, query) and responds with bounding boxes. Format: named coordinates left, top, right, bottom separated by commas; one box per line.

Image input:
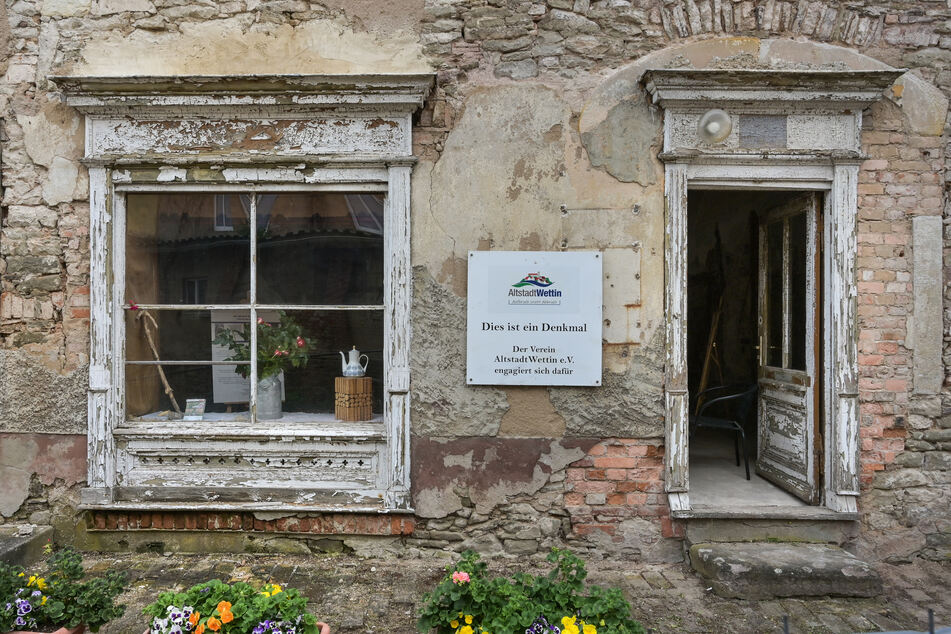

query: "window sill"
left=115, top=414, right=385, bottom=441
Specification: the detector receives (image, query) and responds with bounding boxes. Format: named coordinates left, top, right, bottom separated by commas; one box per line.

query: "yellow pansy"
left=459, top=627, right=474, bottom=634
left=450, top=620, right=459, bottom=629
left=582, top=623, right=597, bottom=634
left=465, top=615, right=473, bottom=624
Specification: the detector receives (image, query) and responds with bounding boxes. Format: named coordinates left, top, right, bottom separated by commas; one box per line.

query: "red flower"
left=296, top=336, right=305, bottom=348
left=128, top=301, right=139, bottom=311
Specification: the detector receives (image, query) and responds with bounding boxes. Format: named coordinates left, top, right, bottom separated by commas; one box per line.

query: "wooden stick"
left=136, top=309, right=182, bottom=416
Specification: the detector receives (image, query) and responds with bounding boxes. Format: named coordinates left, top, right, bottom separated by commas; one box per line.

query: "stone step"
left=0, top=524, right=53, bottom=567
left=689, top=542, right=882, bottom=599
left=683, top=516, right=858, bottom=546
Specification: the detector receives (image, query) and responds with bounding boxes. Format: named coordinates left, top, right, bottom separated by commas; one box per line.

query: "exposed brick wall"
left=857, top=115, right=945, bottom=488
left=87, top=511, right=415, bottom=536
left=564, top=439, right=683, bottom=540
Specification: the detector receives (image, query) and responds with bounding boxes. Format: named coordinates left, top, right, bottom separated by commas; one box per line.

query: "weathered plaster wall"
left=0, top=0, right=948, bottom=564
left=0, top=433, right=85, bottom=542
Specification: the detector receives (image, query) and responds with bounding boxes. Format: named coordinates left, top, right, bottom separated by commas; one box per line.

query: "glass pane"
left=271, top=309, right=385, bottom=418
left=766, top=220, right=784, bottom=368
left=126, top=309, right=254, bottom=362
left=125, top=364, right=249, bottom=422
left=126, top=194, right=251, bottom=305
left=788, top=212, right=808, bottom=371
left=256, top=193, right=385, bottom=305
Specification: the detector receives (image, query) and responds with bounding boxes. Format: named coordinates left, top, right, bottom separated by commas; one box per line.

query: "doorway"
left=686, top=190, right=823, bottom=510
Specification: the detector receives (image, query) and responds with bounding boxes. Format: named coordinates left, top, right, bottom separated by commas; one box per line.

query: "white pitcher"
left=339, top=346, right=369, bottom=377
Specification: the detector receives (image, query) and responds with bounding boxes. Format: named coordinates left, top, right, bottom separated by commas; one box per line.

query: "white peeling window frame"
left=643, top=69, right=902, bottom=517
left=55, top=74, right=433, bottom=513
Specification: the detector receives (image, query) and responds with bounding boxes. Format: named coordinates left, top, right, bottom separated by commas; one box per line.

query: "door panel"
left=757, top=193, right=820, bottom=504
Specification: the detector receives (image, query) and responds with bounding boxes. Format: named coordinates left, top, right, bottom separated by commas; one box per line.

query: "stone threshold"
left=673, top=505, right=859, bottom=521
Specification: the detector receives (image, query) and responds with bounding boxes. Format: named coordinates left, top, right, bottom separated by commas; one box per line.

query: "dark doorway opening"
left=687, top=189, right=822, bottom=509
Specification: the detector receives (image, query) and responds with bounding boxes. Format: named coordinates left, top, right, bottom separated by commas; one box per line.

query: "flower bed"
left=144, top=580, right=328, bottom=634
left=1, top=548, right=126, bottom=633
left=417, top=549, right=645, bottom=634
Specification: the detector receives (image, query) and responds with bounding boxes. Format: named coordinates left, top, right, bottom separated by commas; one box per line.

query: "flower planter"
left=7, top=626, right=85, bottom=634
left=140, top=622, right=328, bottom=634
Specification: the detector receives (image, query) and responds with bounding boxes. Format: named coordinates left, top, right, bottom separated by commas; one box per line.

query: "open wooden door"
left=757, top=193, right=822, bottom=504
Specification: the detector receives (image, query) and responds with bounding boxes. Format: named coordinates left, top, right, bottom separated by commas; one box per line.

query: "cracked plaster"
left=69, top=19, right=431, bottom=76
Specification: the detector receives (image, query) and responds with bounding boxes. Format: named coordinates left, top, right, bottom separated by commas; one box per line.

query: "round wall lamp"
left=697, top=109, right=732, bottom=144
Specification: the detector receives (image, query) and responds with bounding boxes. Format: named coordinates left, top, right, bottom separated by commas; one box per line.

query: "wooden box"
left=334, top=376, right=373, bottom=421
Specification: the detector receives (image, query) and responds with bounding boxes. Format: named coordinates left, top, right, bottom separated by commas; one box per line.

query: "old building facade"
left=0, top=0, right=949, bottom=569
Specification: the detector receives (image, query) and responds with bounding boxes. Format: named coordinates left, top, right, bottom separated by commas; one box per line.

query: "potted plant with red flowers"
left=1, top=548, right=126, bottom=634
left=213, top=311, right=310, bottom=420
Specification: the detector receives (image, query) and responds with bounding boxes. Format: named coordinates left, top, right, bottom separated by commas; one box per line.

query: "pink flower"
left=296, top=336, right=305, bottom=348
left=281, top=350, right=289, bottom=356
left=451, top=571, right=470, bottom=585
left=258, top=317, right=265, bottom=324
left=273, top=349, right=282, bottom=357
left=127, top=301, right=139, bottom=311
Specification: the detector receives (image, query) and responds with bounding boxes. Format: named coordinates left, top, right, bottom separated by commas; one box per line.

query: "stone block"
left=494, top=59, right=538, bottom=79
left=41, top=0, right=90, bottom=17
left=873, top=469, right=931, bottom=490
left=539, top=9, right=600, bottom=34
left=502, top=538, right=538, bottom=554
left=689, top=542, right=882, bottom=599
left=0, top=525, right=54, bottom=566
left=924, top=452, right=951, bottom=471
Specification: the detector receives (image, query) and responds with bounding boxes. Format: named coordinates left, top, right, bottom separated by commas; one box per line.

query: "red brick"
left=571, top=480, right=617, bottom=494
left=184, top=514, right=197, bottom=530
left=592, top=457, right=639, bottom=468
left=604, top=468, right=628, bottom=481
left=565, top=492, right=585, bottom=506
left=94, top=513, right=106, bottom=530
left=585, top=469, right=607, bottom=480
left=606, top=494, right=627, bottom=505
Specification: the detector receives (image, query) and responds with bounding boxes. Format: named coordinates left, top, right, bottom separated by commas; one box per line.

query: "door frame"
left=663, top=160, right=859, bottom=515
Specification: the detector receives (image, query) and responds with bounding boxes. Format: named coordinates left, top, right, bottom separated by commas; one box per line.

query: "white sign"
left=466, top=251, right=602, bottom=386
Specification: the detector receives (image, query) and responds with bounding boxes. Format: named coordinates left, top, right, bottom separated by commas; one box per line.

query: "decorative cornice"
left=642, top=68, right=905, bottom=111
left=51, top=73, right=435, bottom=115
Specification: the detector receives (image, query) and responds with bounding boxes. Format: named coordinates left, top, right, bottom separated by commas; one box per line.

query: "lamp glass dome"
left=697, top=109, right=732, bottom=144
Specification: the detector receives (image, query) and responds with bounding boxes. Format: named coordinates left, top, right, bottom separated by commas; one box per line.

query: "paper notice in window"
left=211, top=309, right=283, bottom=404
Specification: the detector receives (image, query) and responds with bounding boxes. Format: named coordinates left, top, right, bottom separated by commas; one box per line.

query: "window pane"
left=256, top=193, right=385, bottom=305
left=126, top=309, right=231, bottom=362
left=125, top=364, right=249, bottom=422
left=126, top=194, right=251, bottom=305
left=266, top=309, right=384, bottom=418
left=788, top=212, right=808, bottom=371
left=766, top=220, right=784, bottom=368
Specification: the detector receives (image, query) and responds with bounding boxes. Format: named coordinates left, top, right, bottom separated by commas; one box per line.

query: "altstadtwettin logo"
left=512, top=273, right=553, bottom=288
left=509, top=272, right=562, bottom=304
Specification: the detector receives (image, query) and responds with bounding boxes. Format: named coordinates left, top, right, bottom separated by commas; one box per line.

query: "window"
left=125, top=192, right=385, bottom=423
left=59, top=73, right=432, bottom=510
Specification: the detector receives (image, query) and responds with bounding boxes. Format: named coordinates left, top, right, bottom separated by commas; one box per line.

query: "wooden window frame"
left=56, top=74, right=433, bottom=512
